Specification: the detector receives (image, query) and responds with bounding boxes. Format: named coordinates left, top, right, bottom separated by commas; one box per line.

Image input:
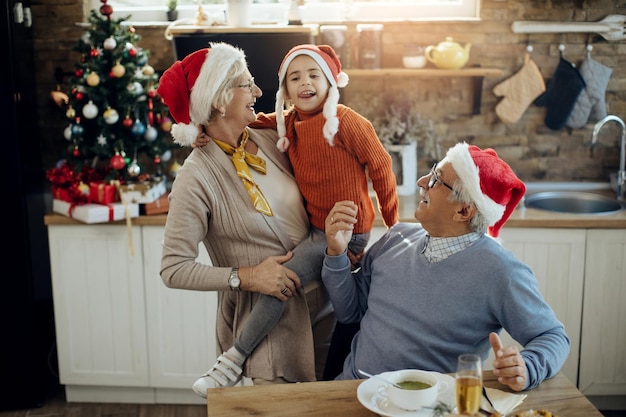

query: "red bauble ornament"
left=128, top=48, right=137, bottom=57
left=75, top=69, right=84, bottom=77
left=153, top=156, right=161, bottom=164
left=147, top=89, right=157, bottom=98
left=74, top=91, right=84, bottom=101
left=90, top=48, right=99, bottom=58
left=100, top=4, right=113, bottom=16
left=110, top=154, right=126, bottom=170
left=122, top=116, right=133, bottom=128
left=72, top=146, right=80, bottom=157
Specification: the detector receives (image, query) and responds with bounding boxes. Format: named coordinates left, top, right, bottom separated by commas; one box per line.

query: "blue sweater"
left=321, top=223, right=570, bottom=390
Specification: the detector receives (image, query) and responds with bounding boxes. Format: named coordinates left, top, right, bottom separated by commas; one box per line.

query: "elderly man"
left=322, top=142, right=570, bottom=391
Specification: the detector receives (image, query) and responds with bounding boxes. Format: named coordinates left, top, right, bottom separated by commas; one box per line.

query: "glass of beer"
left=455, top=353, right=482, bottom=415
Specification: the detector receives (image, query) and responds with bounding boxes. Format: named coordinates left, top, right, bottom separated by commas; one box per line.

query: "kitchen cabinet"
left=48, top=223, right=207, bottom=404
left=492, top=228, right=586, bottom=386
left=47, top=224, right=153, bottom=403
left=168, top=26, right=316, bottom=114
left=579, top=229, right=626, bottom=405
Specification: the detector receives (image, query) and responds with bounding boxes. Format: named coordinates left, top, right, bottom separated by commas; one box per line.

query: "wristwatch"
left=228, top=268, right=241, bottom=291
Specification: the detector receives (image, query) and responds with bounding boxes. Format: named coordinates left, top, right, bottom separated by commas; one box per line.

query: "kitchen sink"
left=524, top=191, right=624, bottom=215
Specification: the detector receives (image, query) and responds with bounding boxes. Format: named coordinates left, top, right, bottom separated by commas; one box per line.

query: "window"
left=90, top=0, right=480, bottom=23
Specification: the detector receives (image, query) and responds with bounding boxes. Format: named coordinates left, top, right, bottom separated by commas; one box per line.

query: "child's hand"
left=192, top=129, right=211, bottom=148
left=325, top=201, right=358, bottom=257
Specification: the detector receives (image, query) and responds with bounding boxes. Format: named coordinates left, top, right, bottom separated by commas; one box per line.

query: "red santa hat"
left=157, top=42, right=247, bottom=146
left=443, top=142, right=526, bottom=238
left=275, top=44, right=349, bottom=151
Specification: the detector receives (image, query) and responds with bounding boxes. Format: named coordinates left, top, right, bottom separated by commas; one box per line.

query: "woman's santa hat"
left=157, top=42, right=246, bottom=146
left=275, top=44, right=349, bottom=151
left=443, top=142, right=526, bottom=238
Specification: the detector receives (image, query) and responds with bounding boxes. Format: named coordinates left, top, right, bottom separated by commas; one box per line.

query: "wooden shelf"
left=344, top=66, right=503, bottom=115
left=345, top=67, right=503, bottom=78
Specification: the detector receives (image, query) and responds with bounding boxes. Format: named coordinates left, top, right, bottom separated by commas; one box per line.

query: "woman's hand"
left=239, top=252, right=301, bottom=301
left=325, top=201, right=358, bottom=257
left=490, top=332, right=528, bottom=391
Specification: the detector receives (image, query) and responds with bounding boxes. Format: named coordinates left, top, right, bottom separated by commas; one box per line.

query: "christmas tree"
left=54, top=0, right=174, bottom=186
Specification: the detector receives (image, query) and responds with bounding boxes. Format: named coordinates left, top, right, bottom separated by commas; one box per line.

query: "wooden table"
left=206, top=371, right=603, bottom=417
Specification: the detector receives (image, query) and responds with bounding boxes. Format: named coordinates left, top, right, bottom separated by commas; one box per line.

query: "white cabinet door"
left=487, top=228, right=586, bottom=386
left=47, top=224, right=148, bottom=387
left=579, top=229, right=626, bottom=396
left=142, top=226, right=218, bottom=393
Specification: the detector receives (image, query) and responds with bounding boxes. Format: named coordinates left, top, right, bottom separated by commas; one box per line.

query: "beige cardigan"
left=161, top=128, right=316, bottom=383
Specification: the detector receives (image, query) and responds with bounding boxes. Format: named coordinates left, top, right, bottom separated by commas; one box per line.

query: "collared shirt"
left=422, top=232, right=482, bottom=263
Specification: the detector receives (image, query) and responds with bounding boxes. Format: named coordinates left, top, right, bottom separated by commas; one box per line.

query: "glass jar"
left=356, top=24, right=383, bottom=69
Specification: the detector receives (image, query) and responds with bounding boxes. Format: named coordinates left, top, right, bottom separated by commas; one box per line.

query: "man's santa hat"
left=157, top=42, right=246, bottom=146
left=275, top=44, right=349, bottom=151
left=443, top=142, right=526, bottom=238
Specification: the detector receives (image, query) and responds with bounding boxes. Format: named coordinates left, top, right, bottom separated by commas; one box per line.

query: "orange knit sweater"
left=252, top=105, right=399, bottom=233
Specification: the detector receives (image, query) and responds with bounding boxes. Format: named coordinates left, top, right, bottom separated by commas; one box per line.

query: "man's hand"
left=490, top=332, right=527, bottom=391
left=325, top=201, right=358, bottom=256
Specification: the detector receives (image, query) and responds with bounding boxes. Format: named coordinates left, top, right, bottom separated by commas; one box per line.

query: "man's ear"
left=454, top=203, right=477, bottom=222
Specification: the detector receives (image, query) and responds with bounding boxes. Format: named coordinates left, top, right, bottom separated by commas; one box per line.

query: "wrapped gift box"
left=141, top=192, right=170, bottom=215
left=51, top=186, right=71, bottom=202
left=89, top=181, right=118, bottom=204
left=119, top=177, right=167, bottom=204
left=53, top=199, right=139, bottom=224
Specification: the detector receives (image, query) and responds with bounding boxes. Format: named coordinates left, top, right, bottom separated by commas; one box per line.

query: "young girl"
left=191, top=44, right=399, bottom=394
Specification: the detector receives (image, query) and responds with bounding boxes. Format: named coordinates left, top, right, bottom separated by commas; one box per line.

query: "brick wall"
left=31, top=0, right=626, bottom=182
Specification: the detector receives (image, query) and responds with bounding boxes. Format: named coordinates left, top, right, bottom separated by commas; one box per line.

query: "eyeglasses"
left=427, top=162, right=454, bottom=191
left=235, top=77, right=256, bottom=93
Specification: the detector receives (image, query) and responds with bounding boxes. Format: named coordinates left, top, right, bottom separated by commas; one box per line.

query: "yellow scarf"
left=213, top=129, right=273, bottom=216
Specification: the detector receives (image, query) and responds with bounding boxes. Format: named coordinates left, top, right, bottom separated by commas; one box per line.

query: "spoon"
left=358, top=369, right=402, bottom=389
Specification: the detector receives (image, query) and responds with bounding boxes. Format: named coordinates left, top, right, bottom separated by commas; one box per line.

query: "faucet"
left=591, top=115, right=626, bottom=201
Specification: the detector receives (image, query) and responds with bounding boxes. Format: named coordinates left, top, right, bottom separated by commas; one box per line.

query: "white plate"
left=356, top=370, right=455, bottom=417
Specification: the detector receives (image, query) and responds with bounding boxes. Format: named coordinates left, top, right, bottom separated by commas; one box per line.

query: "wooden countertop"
left=389, top=193, right=626, bottom=229
left=206, top=371, right=603, bottom=417
left=44, top=183, right=626, bottom=228
left=44, top=192, right=626, bottom=228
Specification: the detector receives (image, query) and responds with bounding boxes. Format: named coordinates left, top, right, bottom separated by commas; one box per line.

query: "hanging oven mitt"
left=534, top=56, right=586, bottom=130
left=493, top=53, right=546, bottom=124
left=565, top=53, right=612, bottom=129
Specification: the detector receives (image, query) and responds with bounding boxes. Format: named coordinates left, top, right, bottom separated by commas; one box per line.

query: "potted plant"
left=349, top=93, right=441, bottom=195
left=166, top=0, right=178, bottom=21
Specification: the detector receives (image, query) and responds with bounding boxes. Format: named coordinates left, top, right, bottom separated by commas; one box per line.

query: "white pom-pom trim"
left=171, top=123, right=201, bottom=147
left=277, top=136, right=290, bottom=152
left=337, top=71, right=349, bottom=88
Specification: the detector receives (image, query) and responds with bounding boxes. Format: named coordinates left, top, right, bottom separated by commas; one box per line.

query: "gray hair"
left=448, top=179, right=490, bottom=234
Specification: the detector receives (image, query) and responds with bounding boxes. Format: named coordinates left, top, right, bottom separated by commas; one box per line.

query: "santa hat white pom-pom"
left=337, top=71, right=349, bottom=88
left=171, top=123, right=201, bottom=147
left=277, top=136, right=290, bottom=152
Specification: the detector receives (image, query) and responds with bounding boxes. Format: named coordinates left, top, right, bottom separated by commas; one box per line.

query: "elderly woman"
left=157, top=42, right=330, bottom=397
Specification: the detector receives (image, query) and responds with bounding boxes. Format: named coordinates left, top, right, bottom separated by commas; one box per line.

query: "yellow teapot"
left=425, top=37, right=471, bottom=69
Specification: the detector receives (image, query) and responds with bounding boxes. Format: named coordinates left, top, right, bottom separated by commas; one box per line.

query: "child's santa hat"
left=275, top=44, right=349, bottom=151
left=157, top=42, right=246, bottom=146
left=443, top=143, right=526, bottom=238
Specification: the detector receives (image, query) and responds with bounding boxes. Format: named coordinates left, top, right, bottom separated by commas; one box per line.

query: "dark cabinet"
left=170, top=27, right=316, bottom=114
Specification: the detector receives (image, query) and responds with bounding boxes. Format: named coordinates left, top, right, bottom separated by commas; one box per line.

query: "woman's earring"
left=221, top=111, right=226, bottom=117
